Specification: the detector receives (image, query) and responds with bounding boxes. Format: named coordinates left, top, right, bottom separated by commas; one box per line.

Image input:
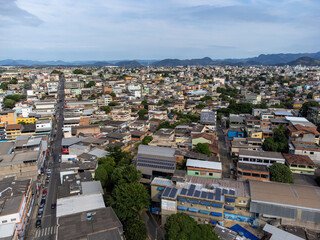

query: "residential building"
left=238, top=150, right=285, bottom=167
left=136, top=145, right=176, bottom=180
left=237, top=163, right=269, bottom=181
left=186, top=159, right=222, bottom=179
left=283, top=153, right=316, bottom=175
left=0, top=177, right=32, bottom=238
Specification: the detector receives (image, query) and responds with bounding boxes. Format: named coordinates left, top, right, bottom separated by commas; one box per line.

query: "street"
left=25, top=74, right=65, bottom=240
left=217, top=123, right=232, bottom=178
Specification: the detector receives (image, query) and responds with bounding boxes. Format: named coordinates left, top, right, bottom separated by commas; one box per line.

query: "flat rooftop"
left=239, top=150, right=284, bottom=160
left=57, top=207, right=122, bottom=240
left=249, top=180, right=320, bottom=211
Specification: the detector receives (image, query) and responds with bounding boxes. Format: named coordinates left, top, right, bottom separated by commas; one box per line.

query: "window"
left=209, top=173, right=213, bottom=176
left=2, top=220, right=7, bottom=223
left=195, top=172, right=199, bottom=175
left=11, top=218, right=16, bottom=222
left=310, top=152, right=314, bottom=155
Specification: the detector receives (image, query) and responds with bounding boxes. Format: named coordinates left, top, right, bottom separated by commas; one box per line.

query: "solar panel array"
left=137, top=156, right=175, bottom=171
left=163, top=184, right=236, bottom=203
left=162, top=187, right=179, bottom=199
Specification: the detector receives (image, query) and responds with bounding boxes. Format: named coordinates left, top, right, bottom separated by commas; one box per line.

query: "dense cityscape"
left=0, top=64, right=319, bottom=240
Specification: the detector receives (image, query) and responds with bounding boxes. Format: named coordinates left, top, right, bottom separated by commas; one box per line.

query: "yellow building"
left=249, top=130, right=263, bottom=139
left=6, top=124, right=22, bottom=140
left=17, top=117, right=37, bottom=124
left=0, top=110, right=16, bottom=124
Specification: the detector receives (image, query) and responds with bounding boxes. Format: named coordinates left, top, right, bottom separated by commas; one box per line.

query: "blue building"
left=227, top=128, right=244, bottom=140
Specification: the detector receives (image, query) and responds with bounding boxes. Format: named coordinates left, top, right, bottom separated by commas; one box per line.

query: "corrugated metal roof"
left=186, top=159, right=222, bottom=171
left=138, top=145, right=176, bottom=158
left=263, top=224, right=304, bottom=240
left=57, top=193, right=105, bottom=217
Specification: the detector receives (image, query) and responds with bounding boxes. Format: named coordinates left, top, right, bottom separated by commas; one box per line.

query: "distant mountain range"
left=1, top=51, right=320, bottom=67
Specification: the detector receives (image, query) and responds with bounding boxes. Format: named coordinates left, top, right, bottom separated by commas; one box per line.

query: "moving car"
left=51, top=203, right=56, bottom=209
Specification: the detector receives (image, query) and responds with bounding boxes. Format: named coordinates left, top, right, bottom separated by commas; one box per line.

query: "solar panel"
left=216, top=188, right=221, bottom=195
left=207, top=192, right=214, bottom=200
left=229, top=190, right=235, bottom=196
left=187, top=185, right=196, bottom=196
left=180, top=188, right=187, bottom=195
left=162, top=187, right=172, bottom=197
left=169, top=188, right=178, bottom=198
left=194, top=190, right=201, bottom=198
left=215, top=193, right=221, bottom=201
left=201, top=191, right=207, bottom=199
left=222, top=189, right=228, bottom=195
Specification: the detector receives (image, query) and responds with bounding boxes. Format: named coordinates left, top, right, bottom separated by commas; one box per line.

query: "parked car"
left=51, top=203, right=56, bottom=209
left=47, top=169, right=51, bottom=174
left=37, top=210, right=43, bottom=218
left=46, top=178, right=50, bottom=184
left=42, top=195, right=46, bottom=200
left=36, top=220, right=41, bottom=228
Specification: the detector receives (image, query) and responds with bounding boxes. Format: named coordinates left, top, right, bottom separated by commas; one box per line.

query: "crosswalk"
left=35, top=226, right=57, bottom=238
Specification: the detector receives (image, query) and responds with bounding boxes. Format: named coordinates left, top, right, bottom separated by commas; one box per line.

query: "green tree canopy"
left=108, top=101, right=120, bottom=107
left=300, top=101, right=319, bottom=117
left=165, top=213, right=218, bottom=240
left=124, top=218, right=147, bottom=240
left=100, top=105, right=111, bottom=114
left=85, top=81, right=96, bottom=88
left=4, top=99, right=16, bottom=109
left=94, top=165, right=109, bottom=187
left=138, top=108, right=148, bottom=120
left=110, top=92, right=116, bottom=97
left=195, top=143, right=211, bottom=157
left=110, top=165, right=142, bottom=185
left=73, top=69, right=86, bottom=74
left=263, top=124, right=288, bottom=153
left=109, top=182, right=150, bottom=221
left=269, top=163, right=294, bottom=183
left=142, top=135, right=153, bottom=145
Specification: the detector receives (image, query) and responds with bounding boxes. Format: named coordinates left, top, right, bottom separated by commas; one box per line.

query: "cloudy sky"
left=0, top=0, right=319, bottom=61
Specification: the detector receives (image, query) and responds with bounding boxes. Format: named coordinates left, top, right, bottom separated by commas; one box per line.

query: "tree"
left=85, top=81, right=96, bottom=88
left=307, top=92, right=313, bottom=99
left=107, top=146, right=132, bottom=165
left=73, top=69, right=86, bottom=74
left=124, top=218, right=147, bottom=240
left=108, top=101, right=120, bottom=106
left=9, top=78, right=18, bottom=84
left=110, top=165, right=142, bottom=185
left=300, top=101, right=319, bottom=117
left=110, top=92, right=116, bottom=97
left=51, top=70, right=61, bottom=74
left=195, top=143, right=211, bottom=157
left=165, top=213, right=218, bottom=240
left=95, top=165, right=108, bottom=187
left=4, top=99, right=16, bottom=109
left=109, top=182, right=150, bottom=221
left=142, top=135, right=153, bottom=145
left=263, top=124, right=288, bottom=153
left=100, top=105, right=111, bottom=114
left=190, top=224, right=219, bottom=240
left=196, top=103, right=207, bottom=109
left=138, top=108, right=148, bottom=120
left=269, top=163, right=294, bottom=183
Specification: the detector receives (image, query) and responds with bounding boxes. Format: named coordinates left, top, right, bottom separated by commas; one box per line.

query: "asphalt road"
left=25, top=75, right=65, bottom=240
left=217, top=123, right=232, bottom=178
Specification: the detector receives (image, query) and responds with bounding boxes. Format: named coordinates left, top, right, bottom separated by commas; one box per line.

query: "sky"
left=0, top=0, right=319, bottom=61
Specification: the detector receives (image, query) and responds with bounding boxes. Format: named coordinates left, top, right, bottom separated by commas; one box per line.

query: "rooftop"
left=57, top=193, right=106, bottom=218
left=57, top=207, right=122, bottom=240
left=283, top=153, right=315, bottom=166
left=186, top=159, right=222, bottom=171
left=239, top=150, right=284, bottom=160
left=249, top=180, right=320, bottom=211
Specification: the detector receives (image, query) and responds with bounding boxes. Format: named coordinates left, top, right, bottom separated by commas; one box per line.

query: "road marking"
left=54, top=226, right=56, bottom=234
left=35, top=230, right=40, bottom=238
left=51, top=226, right=54, bottom=234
